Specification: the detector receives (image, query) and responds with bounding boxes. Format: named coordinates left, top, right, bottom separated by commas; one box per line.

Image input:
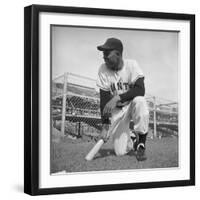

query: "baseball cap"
left=97, top=38, right=123, bottom=53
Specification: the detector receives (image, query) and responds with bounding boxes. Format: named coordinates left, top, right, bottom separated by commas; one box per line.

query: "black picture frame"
left=24, top=4, right=195, bottom=196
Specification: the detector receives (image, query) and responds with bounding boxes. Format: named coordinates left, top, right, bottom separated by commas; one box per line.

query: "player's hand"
left=103, top=95, right=121, bottom=116
left=100, top=124, right=110, bottom=142
left=116, top=101, right=130, bottom=108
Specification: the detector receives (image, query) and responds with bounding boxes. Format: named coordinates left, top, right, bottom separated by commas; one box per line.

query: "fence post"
left=61, top=73, right=67, bottom=136
left=78, top=122, right=81, bottom=137
left=153, top=96, right=157, bottom=138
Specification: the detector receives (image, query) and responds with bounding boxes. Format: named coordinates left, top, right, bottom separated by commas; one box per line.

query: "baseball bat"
left=85, top=139, right=104, bottom=161
left=85, top=114, right=125, bottom=161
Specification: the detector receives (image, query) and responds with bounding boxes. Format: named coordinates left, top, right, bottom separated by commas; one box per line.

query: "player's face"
left=103, top=50, right=122, bottom=71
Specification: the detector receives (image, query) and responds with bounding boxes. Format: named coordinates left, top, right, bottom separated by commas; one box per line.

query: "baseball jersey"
left=96, top=59, right=144, bottom=96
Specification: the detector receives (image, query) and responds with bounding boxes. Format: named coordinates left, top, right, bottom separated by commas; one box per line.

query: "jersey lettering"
left=110, top=83, right=116, bottom=92
left=117, top=82, right=123, bottom=90
left=110, top=81, right=129, bottom=94
left=123, top=83, right=129, bottom=90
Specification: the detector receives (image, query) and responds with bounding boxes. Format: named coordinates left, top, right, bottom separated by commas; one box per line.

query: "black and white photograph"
left=24, top=5, right=195, bottom=195
left=51, top=26, right=179, bottom=174
left=0, top=0, right=199, bottom=198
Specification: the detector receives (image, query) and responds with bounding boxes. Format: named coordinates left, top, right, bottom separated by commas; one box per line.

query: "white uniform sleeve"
left=96, top=65, right=110, bottom=91
left=130, top=60, right=144, bottom=84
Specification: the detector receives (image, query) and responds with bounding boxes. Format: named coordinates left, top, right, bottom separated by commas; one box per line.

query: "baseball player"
left=96, top=38, right=149, bottom=161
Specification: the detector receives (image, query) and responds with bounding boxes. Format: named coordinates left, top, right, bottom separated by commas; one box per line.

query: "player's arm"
left=100, top=89, right=112, bottom=124
left=99, top=89, right=112, bottom=142
left=119, top=77, right=145, bottom=103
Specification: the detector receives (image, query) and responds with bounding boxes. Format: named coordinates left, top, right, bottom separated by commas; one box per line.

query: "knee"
left=113, top=134, right=129, bottom=156
left=115, top=149, right=126, bottom=156
left=132, top=96, right=146, bottom=105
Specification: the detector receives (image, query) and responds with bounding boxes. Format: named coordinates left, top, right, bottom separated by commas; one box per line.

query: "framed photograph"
left=24, top=4, right=195, bottom=195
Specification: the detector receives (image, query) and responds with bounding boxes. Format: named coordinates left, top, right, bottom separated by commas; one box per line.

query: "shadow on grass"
left=127, top=150, right=137, bottom=157
left=94, top=148, right=137, bottom=160
left=94, top=149, right=115, bottom=160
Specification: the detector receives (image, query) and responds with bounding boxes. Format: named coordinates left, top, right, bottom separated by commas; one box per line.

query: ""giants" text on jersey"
left=110, top=81, right=129, bottom=94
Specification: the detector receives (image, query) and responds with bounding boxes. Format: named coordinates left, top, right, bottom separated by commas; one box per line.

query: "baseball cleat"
left=130, top=135, right=137, bottom=151
left=136, top=143, right=147, bottom=161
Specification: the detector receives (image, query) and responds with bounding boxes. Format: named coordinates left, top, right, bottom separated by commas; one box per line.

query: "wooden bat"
left=85, top=139, right=104, bottom=161
left=85, top=112, right=126, bottom=161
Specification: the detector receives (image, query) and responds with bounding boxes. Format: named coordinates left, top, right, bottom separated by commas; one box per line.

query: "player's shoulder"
left=124, top=59, right=139, bottom=67
left=124, top=59, right=144, bottom=77
left=98, top=63, right=109, bottom=74
left=124, top=59, right=141, bottom=70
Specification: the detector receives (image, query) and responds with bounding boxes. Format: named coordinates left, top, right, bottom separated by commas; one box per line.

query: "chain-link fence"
left=52, top=73, right=178, bottom=140
left=52, top=73, right=101, bottom=141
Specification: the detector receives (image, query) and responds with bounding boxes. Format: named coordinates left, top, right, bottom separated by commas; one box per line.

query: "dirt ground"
left=51, top=128, right=178, bottom=174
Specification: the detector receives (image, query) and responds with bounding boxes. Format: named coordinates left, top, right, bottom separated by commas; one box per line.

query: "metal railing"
left=52, top=73, right=178, bottom=138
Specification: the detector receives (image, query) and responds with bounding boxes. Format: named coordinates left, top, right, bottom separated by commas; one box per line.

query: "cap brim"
left=97, top=45, right=113, bottom=51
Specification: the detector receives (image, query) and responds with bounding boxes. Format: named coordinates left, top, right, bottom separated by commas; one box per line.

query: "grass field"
left=51, top=128, right=178, bottom=174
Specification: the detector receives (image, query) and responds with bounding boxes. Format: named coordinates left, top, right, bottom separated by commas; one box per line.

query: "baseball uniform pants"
left=110, top=96, right=149, bottom=156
